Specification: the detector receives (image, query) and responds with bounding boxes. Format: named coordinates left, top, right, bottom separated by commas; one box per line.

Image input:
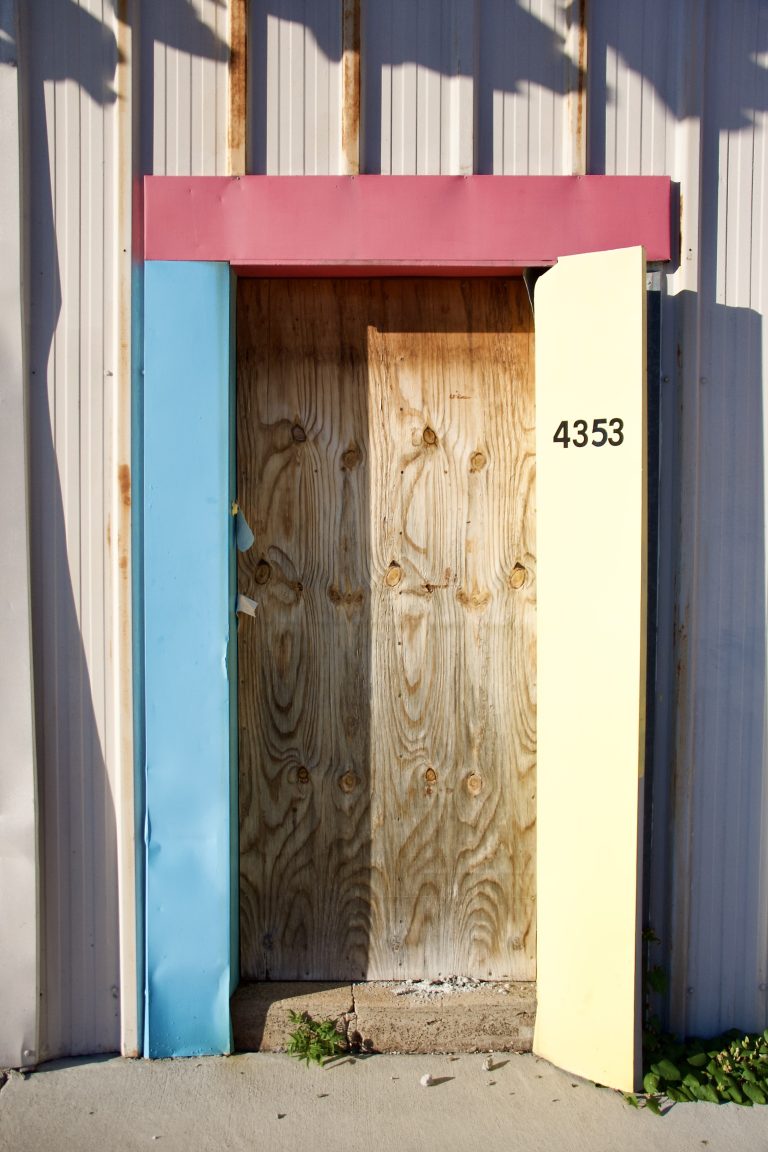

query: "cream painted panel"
left=533, top=247, right=647, bottom=1093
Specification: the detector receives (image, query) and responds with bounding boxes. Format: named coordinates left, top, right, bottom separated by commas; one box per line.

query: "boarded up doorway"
left=236, top=278, right=535, bottom=984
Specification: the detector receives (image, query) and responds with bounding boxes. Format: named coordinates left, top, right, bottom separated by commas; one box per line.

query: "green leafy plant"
left=286, top=1010, right=345, bottom=1067
left=625, top=1029, right=768, bottom=1112
left=623, top=929, right=768, bottom=1112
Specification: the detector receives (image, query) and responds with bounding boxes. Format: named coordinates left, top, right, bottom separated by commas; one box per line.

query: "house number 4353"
left=552, top=418, right=624, bottom=448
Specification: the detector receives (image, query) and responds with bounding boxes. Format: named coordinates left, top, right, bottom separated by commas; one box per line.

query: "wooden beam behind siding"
left=565, top=0, right=588, bottom=175
left=228, top=0, right=248, bottom=174
left=341, top=0, right=361, bottom=175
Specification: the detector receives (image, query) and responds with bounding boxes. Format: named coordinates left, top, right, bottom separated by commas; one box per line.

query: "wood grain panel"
left=237, top=280, right=373, bottom=979
left=237, top=279, right=535, bottom=981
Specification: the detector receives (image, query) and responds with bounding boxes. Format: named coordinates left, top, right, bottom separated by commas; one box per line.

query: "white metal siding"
left=679, top=0, right=768, bottom=1038
left=19, top=0, right=230, bottom=1060
left=589, top=0, right=768, bottom=1037
left=141, top=0, right=229, bottom=176
left=361, top=0, right=572, bottom=176
left=249, top=0, right=342, bottom=174
left=21, top=0, right=122, bottom=1059
left=0, top=0, right=39, bottom=1070
left=13, top=0, right=768, bottom=1058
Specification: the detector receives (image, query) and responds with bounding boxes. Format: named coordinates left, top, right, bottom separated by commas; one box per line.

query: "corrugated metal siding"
left=589, top=0, right=768, bottom=1037
left=248, top=0, right=342, bottom=174
left=678, top=0, right=768, bottom=1037
left=0, top=0, right=39, bottom=1071
left=140, top=0, right=229, bottom=176
left=21, top=0, right=122, bottom=1058
left=249, top=0, right=576, bottom=177
left=363, top=0, right=475, bottom=174
left=476, top=0, right=572, bottom=175
left=17, top=0, right=768, bottom=1056
left=361, top=0, right=572, bottom=175
left=20, top=0, right=230, bottom=1060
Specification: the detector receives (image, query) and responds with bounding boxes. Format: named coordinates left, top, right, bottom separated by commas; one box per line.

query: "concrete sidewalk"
left=2, top=1051, right=768, bottom=1152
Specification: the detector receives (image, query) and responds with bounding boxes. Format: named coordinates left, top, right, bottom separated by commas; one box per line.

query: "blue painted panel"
left=132, top=260, right=146, bottom=1056
left=227, top=272, right=240, bottom=998
left=143, top=261, right=234, bottom=1057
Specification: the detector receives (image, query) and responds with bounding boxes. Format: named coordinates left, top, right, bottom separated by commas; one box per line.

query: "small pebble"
left=420, top=1073, right=433, bottom=1087
left=482, top=1055, right=494, bottom=1072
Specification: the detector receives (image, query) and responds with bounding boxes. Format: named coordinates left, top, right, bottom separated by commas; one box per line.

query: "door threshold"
left=231, top=980, right=536, bottom=1055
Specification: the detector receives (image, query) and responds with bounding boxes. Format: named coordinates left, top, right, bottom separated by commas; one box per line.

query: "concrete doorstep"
left=231, top=979, right=536, bottom=1054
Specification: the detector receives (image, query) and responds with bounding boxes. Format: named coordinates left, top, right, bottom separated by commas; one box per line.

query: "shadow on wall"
left=11, top=0, right=226, bottom=1061
left=587, top=0, right=768, bottom=167
left=680, top=297, right=766, bottom=1037
left=247, top=0, right=768, bottom=175
left=588, top=0, right=768, bottom=1038
left=654, top=293, right=767, bottom=1038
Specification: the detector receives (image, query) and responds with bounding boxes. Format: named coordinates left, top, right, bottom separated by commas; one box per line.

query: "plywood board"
left=237, top=279, right=535, bottom=981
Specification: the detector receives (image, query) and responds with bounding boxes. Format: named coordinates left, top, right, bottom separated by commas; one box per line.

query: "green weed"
left=286, top=1011, right=345, bottom=1067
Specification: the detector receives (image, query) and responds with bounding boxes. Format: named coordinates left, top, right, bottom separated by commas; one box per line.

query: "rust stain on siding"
left=575, top=0, right=588, bottom=172
left=229, top=0, right=248, bottom=174
left=118, top=463, right=132, bottom=508
left=342, top=0, right=361, bottom=176
left=566, top=0, right=588, bottom=175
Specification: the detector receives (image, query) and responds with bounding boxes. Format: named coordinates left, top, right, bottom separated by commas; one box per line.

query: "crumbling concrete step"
left=231, top=981, right=535, bottom=1055
left=352, top=982, right=535, bottom=1054
left=231, top=983, right=353, bottom=1053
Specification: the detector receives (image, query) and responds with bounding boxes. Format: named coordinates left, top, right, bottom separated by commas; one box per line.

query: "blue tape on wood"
left=143, top=262, right=234, bottom=1057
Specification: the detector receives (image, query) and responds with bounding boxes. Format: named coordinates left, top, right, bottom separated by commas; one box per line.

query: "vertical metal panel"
left=0, top=0, right=39, bottom=1071
left=140, top=0, right=229, bottom=176
left=143, top=261, right=234, bottom=1058
left=19, top=0, right=232, bottom=1062
left=115, top=0, right=139, bottom=1060
left=246, top=1, right=581, bottom=178
left=21, top=0, right=122, bottom=1059
left=248, top=0, right=342, bottom=175
left=681, top=0, right=768, bottom=1037
left=476, top=0, right=569, bottom=174
left=363, top=0, right=577, bottom=176
left=534, top=247, right=647, bottom=1092
left=589, top=0, right=768, bottom=1037
left=364, top=0, right=475, bottom=174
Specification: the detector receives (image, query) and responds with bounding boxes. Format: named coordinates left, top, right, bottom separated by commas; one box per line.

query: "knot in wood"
left=297, top=766, right=310, bottom=785
left=422, top=426, right=438, bottom=446
left=291, top=423, right=307, bottom=443
left=341, top=443, right=361, bottom=470
left=467, top=773, right=483, bottom=797
left=254, top=560, right=272, bottom=585
left=385, top=562, right=403, bottom=588
left=424, top=767, right=438, bottom=785
left=339, top=770, right=359, bottom=793
left=470, top=450, right=487, bottom=472
left=509, top=563, right=527, bottom=590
